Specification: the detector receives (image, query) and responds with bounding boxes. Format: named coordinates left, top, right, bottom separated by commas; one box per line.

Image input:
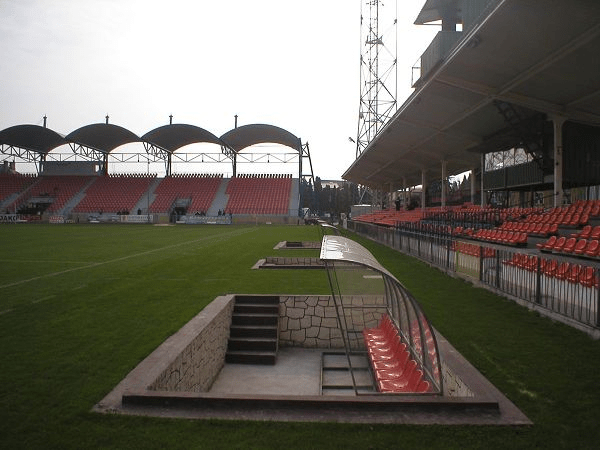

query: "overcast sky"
left=0, top=0, right=437, bottom=179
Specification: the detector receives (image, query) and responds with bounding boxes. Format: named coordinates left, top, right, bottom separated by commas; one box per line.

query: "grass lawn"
left=1, top=223, right=599, bottom=449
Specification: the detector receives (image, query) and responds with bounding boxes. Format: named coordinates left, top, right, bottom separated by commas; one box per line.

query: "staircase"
left=207, top=178, right=230, bottom=216
left=226, top=295, right=279, bottom=365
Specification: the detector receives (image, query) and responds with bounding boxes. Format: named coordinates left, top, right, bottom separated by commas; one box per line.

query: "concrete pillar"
left=441, top=160, right=447, bottom=207
left=480, top=153, right=486, bottom=207
left=421, top=169, right=427, bottom=210
left=552, top=116, right=566, bottom=207
left=470, top=168, right=476, bottom=204
left=402, top=177, right=408, bottom=210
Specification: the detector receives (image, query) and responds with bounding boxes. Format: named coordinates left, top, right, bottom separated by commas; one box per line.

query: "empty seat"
left=562, top=237, right=577, bottom=253
left=552, top=236, right=567, bottom=252
left=573, top=239, right=588, bottom=255
left=538, top=235, right=557, bottom=251
left=580, top=266, right=599, bottom=288
left=584, top=240, right=600, bottom=257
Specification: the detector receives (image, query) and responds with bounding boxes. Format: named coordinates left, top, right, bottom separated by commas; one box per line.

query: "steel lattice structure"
left=355, top=0, right=398, bottom=158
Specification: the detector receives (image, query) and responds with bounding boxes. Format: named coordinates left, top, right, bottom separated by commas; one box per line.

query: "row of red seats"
left=499, top=207, right=544, bottom=221
left=9, top=175, right=94, bottom=213
left=148, top=176, right=223, bottom=213
left=225, top=176, right=292, bottom=215
left=537, top=236, right=600, bottom=258
left=362, top=315, right=430, bottom=393
left=74, top=175, right=155, bottom=213
left=354, top=209, right=425, bottom=226
left=503, top=254, right=599, bottom=288
left=232, top=173, right=292, bottom=178
left=454, top=241, right=495, bottom=258
left=499, top=221, right=558, bottom=237
left=570, top=225, right=600, bottom=240
left=472, top=229, right=528, bottom=246
left=0, top=173, right=37, bottom=202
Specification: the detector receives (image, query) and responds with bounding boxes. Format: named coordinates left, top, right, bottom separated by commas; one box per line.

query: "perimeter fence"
left=347, top=220, right=600, bottom=332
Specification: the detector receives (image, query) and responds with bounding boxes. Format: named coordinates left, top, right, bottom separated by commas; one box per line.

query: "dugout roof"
left=343, top=0, right=600, bottom=188
left=320, top=235, right=442, bottom=393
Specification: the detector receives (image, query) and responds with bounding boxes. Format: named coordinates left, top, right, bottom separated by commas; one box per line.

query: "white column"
left=552, top=116, right=566, bottom=208
left=441, top=160, right=447, bottom=207
left=470, top=168, right=476, bottom=204
left=480, top=153, right=486, bottom=207
left=402, top=177, right=408, bottom=210
left=421, top=169, right=427, bottom=210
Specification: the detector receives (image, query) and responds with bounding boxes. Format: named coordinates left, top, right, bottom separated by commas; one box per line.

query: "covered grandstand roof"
left=0, top=124, right=66, bottom=156
left=344, top=0, right=600, bottom=188
left=1, top=122, right=302, bottom=158
left=414, top=0, right=459, bottom=25
left=66, top=123, right=140, bottom=153
left=141, top=124, right=225, bottom=152
left=220, top=124, right=301, bottom=152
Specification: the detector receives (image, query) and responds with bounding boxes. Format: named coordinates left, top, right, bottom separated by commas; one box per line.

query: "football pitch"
left=1, top=224, right=600, bottom=449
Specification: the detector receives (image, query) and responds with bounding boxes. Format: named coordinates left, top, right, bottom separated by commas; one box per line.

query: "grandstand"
left=0, top=172, right=297, bottom=221
left=343, top=0, right=600, bottom=337
left=0, top=123, right=311, bottom=222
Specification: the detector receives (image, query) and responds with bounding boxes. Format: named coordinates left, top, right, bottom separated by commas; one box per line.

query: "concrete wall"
left=442, top=361, right=474, bottom=397
left=148, top=295, right=234, bottom=392
left=279, top=295, right=386, bottom=350
left=264, top=256, right=324, bottom=267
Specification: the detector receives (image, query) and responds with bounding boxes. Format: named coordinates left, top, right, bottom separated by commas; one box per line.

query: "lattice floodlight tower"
left=355, top=0, right=398, bottom=158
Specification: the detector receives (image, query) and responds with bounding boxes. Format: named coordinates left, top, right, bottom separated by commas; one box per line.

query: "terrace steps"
left=225, top=295, right=279, bottom=365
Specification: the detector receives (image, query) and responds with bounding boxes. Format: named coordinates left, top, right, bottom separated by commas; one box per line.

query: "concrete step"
left=227, top=337, right=278, bottom=352
left=225, top=350, right=277, bottom=365
left=229, top=324, right=278, bottom=338
left=234, top=303, right=279, bottom=314
left=231, top=313, right=278, bottom=326
left=235, top=295, right=279, bottom=305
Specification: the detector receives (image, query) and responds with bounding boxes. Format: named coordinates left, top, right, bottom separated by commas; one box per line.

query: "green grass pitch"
left=1, top=224, right=599, bottom=449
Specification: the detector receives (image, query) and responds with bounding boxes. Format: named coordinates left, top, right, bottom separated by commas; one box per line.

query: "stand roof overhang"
left=66, top=123, right=140, bottom=154
left=220, top=124, right=301, bottom=153
left=0, top=125, right=66, bottom=154
left=1, top=123, right=301, bottom=159
left=141, top=124, right=224, bottom=153
left=343, top=0, right=600, bottom=188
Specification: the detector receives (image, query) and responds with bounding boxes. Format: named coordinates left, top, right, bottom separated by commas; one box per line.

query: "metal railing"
left=347, top=220, right=600, bottom=331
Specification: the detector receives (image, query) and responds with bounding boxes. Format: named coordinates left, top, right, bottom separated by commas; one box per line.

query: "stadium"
left=2, top=0, right=600, bottom=448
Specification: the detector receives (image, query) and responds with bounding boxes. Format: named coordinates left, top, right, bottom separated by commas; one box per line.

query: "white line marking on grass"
left=0, top=227, right=257, bottom=290
left=32, top=295, right=56, bottom=304
left=0, top=309, right=13, bottom=315
left=0, top=259, right=94, bottom=264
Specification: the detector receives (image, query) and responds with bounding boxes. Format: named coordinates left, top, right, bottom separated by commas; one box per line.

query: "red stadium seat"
left=580, top=266, right=599, bottom=288
left=584, top=240, right=600, bottom=257
left=572, top=225, right=592, bottom=239
left=573, top=239, right=588, bottom=255
left=552, top=236, right=567, bottom=252
left=538, top=235, right=557, bottom=251
left=562, top=237, right=577, bottom=253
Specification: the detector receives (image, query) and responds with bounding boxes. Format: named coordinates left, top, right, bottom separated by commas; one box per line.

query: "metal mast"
left=355, top=0, right=398, bottom=158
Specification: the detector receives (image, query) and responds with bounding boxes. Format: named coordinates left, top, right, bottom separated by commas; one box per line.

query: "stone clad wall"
left=279, top=295, right=386, bottom=350
left=148, top=295, right=234, bottom=393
